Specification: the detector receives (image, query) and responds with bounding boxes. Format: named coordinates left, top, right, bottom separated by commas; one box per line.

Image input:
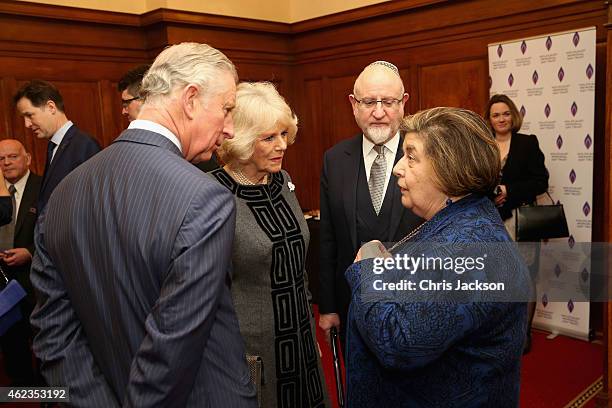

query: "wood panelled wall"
left=0, top=0, right=607, bottom=217
left=290, top=0, right=608, bottom=236
left=2, top=0, right=612, bottom=399
left=0, top=2, right=294, bottom=175
left=0, top=0, right=607, bottom=214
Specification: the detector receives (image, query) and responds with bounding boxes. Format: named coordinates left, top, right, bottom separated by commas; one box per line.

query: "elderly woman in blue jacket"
left=344, top=107, right=529, bottom=407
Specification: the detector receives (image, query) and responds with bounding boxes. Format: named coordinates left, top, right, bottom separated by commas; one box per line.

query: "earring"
left=445, top=198, right=453, bottom=206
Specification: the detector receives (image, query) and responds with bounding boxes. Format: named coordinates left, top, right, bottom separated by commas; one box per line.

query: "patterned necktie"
left=368, top=145, right=386, bottom=215
left=0, top=185, right=16, bottom=251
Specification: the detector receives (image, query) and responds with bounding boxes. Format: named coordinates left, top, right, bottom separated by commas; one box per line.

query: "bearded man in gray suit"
left=30, top=42, right=257, bottom=408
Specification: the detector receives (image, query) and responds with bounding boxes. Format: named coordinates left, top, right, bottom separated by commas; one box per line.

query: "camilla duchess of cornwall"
left=210, top=82, right=329, bottom=408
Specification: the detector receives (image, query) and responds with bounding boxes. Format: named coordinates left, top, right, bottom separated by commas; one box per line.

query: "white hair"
left=140, top=42, right=237, bottom=105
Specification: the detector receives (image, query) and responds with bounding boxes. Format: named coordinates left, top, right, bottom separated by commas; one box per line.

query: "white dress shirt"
left=5, top=170, right=30, bottom=221
left=129, top=120, right=183, bottom=153
left=362, top=131, right=400, bottom=199
left=49, top=120, right=73, bottom=163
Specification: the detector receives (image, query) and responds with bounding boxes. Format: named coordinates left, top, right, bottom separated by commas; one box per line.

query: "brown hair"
left=13, top=80, right=65, bottom=112
left=484, top=94, right=523, bottom=133
left=118, top=64, right=150, bottom=96
left=401, top=107, right=500, bottom=197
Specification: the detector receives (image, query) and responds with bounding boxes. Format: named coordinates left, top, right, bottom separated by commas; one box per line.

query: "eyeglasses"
left=121, top=96, right=140, bottom=108
left=352, top=96, right=404, bottom=110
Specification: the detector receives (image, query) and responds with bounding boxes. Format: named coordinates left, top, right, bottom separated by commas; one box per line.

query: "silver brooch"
left=288, top=181, right=295, bottom=192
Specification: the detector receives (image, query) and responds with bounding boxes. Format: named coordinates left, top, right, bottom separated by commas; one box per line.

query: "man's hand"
left=319, top=313, right=341, bottom=345
left=1, top=248, right=32, bottom=266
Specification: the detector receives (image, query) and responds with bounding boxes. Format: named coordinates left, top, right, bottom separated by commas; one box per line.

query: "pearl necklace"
left=226, top=166, right=268, bottom=185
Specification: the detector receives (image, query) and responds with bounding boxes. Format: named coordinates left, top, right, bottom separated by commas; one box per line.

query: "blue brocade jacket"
left=344, top=195, right=529, bottom=407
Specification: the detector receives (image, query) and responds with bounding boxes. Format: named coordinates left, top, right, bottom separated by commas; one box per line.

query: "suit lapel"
left=501, top=132, right=517, bottom=178
left=387, top=134, right=406, bottom=242
left=41, top=125, right=76, bottom=192
left=343, top=136, right=361, bottom=251
left=14, top=175, right=36, bottom=238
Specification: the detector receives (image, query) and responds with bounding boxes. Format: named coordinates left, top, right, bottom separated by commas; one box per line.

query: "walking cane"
left=330, top=327, right=345, bottom=408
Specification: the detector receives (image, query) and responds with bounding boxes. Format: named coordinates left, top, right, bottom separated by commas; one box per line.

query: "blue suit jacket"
left=30, top=128, right=257, bottom=407
left=38, top=124, right=100, bottom=212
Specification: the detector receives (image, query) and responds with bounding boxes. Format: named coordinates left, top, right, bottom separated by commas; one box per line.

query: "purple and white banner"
left=488, top=27, right=595, bottom=340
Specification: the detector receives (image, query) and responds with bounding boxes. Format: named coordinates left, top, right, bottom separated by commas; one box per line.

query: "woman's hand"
left=494, top=185, right=507, bottom=206
left=355, top=240, right=389, bottom=262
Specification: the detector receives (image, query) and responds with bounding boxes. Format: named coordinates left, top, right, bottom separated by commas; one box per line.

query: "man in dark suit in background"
left=30, top=42, right=256, bottom=407
left=119, top=65, right=218, bottom=172
left=0, top=139, right=41, bottom=385
left=13, top=80, right=101, bottom=211
left=319, top=61, right=422, bottom=345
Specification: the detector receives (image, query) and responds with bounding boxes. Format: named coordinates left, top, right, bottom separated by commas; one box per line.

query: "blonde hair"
left=140, top=42, right=237, bottom=105
left=401, top=107, right=500, bottom=196
left=218, top=82, right=297, bottom=164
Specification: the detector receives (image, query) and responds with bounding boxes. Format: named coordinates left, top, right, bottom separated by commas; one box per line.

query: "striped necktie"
left=368, top=145, right=386, bottom=215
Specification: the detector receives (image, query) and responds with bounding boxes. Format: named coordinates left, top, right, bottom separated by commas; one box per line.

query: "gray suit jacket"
left=30, top=129, right=257, bottom=407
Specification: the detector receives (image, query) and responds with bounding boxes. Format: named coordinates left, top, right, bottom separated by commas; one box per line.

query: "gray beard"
left=365, top=126, right=393, bottom=145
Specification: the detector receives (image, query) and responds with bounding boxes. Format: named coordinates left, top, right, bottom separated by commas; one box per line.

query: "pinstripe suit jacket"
left=30, top=129, right=257, bottom=408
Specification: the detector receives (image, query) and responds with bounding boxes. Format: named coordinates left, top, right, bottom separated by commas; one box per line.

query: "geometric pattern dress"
left=211, top=168, right=329, bottom=408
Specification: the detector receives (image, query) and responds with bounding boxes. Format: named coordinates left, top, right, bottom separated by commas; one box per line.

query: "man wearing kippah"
left=319, top=61, right=422, bottom=346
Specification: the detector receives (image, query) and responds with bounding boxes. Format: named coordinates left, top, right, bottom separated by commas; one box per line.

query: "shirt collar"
left=362, top=131, right=400, bottom=157
left=128, top=120, right=183, bottom=153
left=50, top=120, right=73, bottom=147
left=5, top=170, right=30, bottom=194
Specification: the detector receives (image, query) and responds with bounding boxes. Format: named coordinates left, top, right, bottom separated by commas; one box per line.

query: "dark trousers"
left=0, top=316, right=35, bottom=386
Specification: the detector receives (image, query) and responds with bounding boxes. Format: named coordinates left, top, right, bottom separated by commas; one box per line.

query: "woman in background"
left=485, top=94, right=549, bottom=353
left=485, top=94, right=548, bottom=236
left=211, top=82, right=329, bottom=408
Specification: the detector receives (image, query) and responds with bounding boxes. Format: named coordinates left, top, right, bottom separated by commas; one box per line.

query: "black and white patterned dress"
left=211, top=168, right=329, bottom=408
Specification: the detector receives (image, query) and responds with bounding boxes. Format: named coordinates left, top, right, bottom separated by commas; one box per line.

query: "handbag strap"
left=544, top=191, right=555, bottom=205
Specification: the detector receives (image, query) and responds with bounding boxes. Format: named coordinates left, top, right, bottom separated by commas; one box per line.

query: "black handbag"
left=515, top=192, right=570, bottom=242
